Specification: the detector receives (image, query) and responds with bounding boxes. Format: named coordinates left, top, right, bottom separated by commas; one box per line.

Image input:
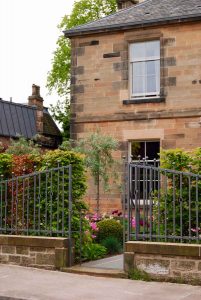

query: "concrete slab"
left=81, top=254, right=123, bottom=270
left=0, top=265, right=201, bottom=300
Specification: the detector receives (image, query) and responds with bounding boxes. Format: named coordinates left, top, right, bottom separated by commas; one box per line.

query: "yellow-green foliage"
left=41, top=150, right=87, bottom=202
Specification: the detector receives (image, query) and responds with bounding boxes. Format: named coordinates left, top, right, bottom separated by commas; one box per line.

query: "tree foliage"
left=47, top=0, right=117, bottom=137
left=74, top=131, right=119, bottom=212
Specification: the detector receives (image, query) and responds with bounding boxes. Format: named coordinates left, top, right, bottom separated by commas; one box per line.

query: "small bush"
left=101, top=236, right=122, bottom=255
left=97, top=219, right=123, bottom=243
left=82, top=243, right=107, bottom=261
left=129, top=269, right=151, bottom=281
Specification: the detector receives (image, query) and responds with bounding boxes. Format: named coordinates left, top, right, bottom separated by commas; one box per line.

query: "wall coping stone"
left=125, top=241, right=201, bottom=257
left=0, top=235, right=70, bottom=248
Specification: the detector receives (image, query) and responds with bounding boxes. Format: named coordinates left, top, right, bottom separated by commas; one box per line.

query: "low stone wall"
left=0, top=235, right=74, bottom=270
left=124, top=241, right=201, bottom=284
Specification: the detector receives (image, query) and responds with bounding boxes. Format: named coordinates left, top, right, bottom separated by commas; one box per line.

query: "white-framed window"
left=130, top=40, right=160, bottom=98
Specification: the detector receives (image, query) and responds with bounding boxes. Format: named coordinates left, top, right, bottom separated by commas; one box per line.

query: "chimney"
left=117, top=0, right=143, bottom=9
left=28, top=84, right=43, bottom=133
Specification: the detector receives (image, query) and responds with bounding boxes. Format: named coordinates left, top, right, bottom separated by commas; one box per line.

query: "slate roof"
left=0, top=99, right=37, bottom=139
left=65, top=0, right=201, bottom=37
left=0, top=99, right=61, bottom=140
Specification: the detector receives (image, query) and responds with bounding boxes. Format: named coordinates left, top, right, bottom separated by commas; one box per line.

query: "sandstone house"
left=0, top=85, right=61, bottom=150
left=65, top=0, right=201, bottom=211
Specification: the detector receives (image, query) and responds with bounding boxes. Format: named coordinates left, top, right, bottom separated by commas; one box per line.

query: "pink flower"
left=90, top=222, right=99, bottom=231
left=132, top=218, right=136, bottom=228
left=191, top=228, right=200, bottom=233
left=91, top=235, right=96, bottom=239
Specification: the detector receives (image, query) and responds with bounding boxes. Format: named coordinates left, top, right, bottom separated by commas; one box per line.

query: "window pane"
left=146, top=76, right=157, bottom=93
left=146, top=41, right=160, bottom=58
left=146, top=141, right=160, bottom=160
left=146, top=61, right=156, bottom=75
left=132, top=76, right=145, bottom=94
left=133, top=62, right=144, bottom=76
left=130, top=42, right=146, bottom=61
left=131, top=141, right=145, bottom=160
left=146, top=61, right=160, bottom=94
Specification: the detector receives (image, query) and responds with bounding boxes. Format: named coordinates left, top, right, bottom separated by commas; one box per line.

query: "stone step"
left=62, top=266, right=127, bottom=279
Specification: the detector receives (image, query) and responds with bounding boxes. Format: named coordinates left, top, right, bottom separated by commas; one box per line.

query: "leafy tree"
left=47, top=0, right=117, bottom=138
left=74, top=131, right=119, bottom=213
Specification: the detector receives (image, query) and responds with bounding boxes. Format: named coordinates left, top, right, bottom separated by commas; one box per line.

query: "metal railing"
left=126, top=162, right=201, bottom=243
left=0, top=165, right=72, bottom=237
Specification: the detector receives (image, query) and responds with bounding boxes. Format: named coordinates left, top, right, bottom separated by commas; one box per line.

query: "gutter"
left=64, top=14, right=201, bottom=38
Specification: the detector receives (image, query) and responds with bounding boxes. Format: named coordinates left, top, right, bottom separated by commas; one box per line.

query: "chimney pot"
left=117, top=0, right=143, bottom=9
left=28, top=84, right=44, bottom=133
left=28, top=84, right=44, bottom=109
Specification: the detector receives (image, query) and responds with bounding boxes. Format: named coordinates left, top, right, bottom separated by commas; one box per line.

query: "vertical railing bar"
left=26, top=177, right=30, bottom=235
left=127, top=163, right=131, bottom=240
left=62, top=167, right=65, bottom=236
left=38, top=172, right=41, bottom=235
left=164, top=171, right=167, bottom=242
left=68, top=165, right=73, bottom=267
left=142, top=160, right=146, bottom=239
left=189, top=175, right=191, bottom=242
left=33, top=167, right=36, bottom=231
left=173, top=173, right=176, bottom=242
left=4, top=181, right=8, bottom=233
left=0, top=175, right=3, bottom=232
left=15, top=177, right=18, bottom=234
left=50, top=169, right=53, bottom=236
left=180, top=173, right=183, bottom=243
left=11, top=173, right=14, bottom=233
left=22, top=170, right=25, bottom=234
left=45, top=165, right=48, bottom=232
left=149, top=167, right=153, bottom=241
left=57, top=162, right=60, bottom=235
left=157, top=168, right=161, bottom=241
left=195, top=176, right=199, bottom=243
left=134, top=165, right=138, bottom=241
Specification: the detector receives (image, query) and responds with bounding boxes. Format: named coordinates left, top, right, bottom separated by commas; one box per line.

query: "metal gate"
left=123, top=160, right=201, bottom=244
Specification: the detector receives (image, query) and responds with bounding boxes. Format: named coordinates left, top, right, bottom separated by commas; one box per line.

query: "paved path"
left=1, top=265, right=201, bottom=300
left=81, top=254, right=123, bottom=270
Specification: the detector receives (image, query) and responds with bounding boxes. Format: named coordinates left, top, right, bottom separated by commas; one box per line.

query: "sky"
left=0, top=0, right=75, bottom=108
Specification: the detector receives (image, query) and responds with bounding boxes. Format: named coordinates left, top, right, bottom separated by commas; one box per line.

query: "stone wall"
left=124, top=241, right=201, bottom=284
left=70, top=21, right=201, bottom=212
left=0, top=235, right=74, bottom=270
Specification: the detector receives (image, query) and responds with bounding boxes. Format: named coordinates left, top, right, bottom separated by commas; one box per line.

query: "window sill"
left=123, top=97, right=165, bottom=105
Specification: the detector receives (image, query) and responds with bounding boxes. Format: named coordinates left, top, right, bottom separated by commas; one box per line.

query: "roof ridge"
left=0, top=98, right=37, bottom=110
left=65, top=0, right=201, bottom=37
left=65, top=0, right=151, bottom=32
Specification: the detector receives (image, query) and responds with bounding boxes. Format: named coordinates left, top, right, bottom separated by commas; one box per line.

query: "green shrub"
left=101, top=236, right=122, bottom=255
left=40, top=149, right=87, bottom=202
left=0, top=153, right=12, bottom=177
left=97, top=219, right=123, bottom=243
left=82, top=243, right=107, bottom=261
left=154, top=148, right=201, bottom=238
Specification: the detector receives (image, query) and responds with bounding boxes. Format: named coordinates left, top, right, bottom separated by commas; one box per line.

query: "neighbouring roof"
left=43, top=108, right=61, bottom=137
left=0, top=99, right=37, bottom=139
left=0, top=99, right=61, bottom=140
left=65, top=0, right=201, bottom=37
